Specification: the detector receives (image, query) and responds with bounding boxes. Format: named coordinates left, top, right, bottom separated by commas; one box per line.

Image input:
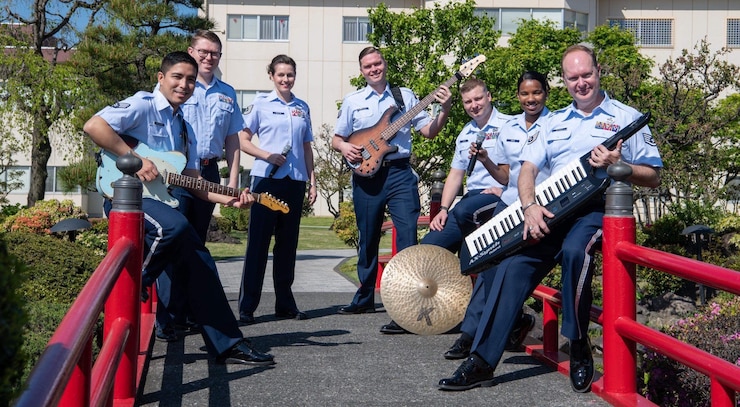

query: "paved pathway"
left=137, top=250, right=609, bottom=406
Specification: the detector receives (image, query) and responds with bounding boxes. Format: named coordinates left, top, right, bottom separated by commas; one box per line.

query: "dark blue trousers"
left=420, top=190, right=500, bottom=338
left=238, top=176, right=306, bottom=317
left=470, top=207, right=603, bottom=368
left=156, top=162, right=219, bottom=327
left=105, top=198, right=242, bottom=356
left=351, top=163, right=420, bottom=309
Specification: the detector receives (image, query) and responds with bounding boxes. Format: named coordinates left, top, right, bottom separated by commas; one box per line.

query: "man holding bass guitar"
left=332, top=46, right=453, bottom=321
left=85, top=51, right=275, bottom=366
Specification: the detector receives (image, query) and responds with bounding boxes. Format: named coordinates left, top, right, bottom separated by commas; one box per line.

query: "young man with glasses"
left=154, top=30, right=248, bottom=342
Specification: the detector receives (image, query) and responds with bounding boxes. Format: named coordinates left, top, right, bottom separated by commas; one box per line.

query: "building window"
left=609, top=18, right=673, bottom=47
left=236, top=90, right=270, bottom=114
left=227, top=15, right=289, bottom=41
left=474, top=8, right=588, bottom=34
left=2, top=166, right=30, bottom=193
left=728, top=19, right=740, bottom=48
left=343, top=17, right=372, bottom=42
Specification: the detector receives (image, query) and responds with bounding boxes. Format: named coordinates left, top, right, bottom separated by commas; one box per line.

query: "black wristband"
left=439, top=205, right=449, bottom=212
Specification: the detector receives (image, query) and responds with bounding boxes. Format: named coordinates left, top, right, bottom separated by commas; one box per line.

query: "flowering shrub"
left=0, top=199, right=87, bottom=234
left=638, top=295, right=740, bottom=406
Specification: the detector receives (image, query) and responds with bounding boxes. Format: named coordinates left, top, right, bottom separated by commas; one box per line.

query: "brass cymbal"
left=380, top=244, right=473, bottom=335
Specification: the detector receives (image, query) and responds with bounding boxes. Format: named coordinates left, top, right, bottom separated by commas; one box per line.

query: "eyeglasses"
left=194, top=48, right=222, bottom=59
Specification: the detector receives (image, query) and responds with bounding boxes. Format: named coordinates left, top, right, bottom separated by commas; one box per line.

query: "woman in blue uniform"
left=238, top=54, right=317, bottom=323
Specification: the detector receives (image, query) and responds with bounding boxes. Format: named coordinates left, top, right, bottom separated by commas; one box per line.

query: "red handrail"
left=15, top=170, right=151, bottom=407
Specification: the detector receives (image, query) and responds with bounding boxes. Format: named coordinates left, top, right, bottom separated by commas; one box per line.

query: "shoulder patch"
left=111, top=102, right=130, bottom=108
left=244, top=104, right=254, bottom=115
left=642, top=132, right=656, bottom=146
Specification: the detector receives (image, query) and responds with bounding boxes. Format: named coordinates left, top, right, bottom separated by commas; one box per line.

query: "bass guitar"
left=96, top=143, right=289, bottom=213
left=346, top=55, right=487, bottom=177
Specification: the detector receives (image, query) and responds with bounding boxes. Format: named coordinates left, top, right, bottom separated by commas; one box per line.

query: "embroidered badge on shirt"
left=643, top=132, right=656, bottom=146
left=112, top=102, right=130, bottom=108
left=244, top=105, right=254, bottom=115
left=218, top=94, right=233, bottom=105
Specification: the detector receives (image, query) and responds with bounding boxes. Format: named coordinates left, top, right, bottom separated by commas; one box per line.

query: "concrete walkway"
left=137, top=250, right=609, bottom=406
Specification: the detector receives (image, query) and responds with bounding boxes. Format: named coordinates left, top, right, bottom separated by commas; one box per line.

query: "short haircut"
left=358, top=46, right=382, bottom=64
left=562, top=43, right=598, bottom=70
left=160, top=51, right=198, bottom=74
left=517, top=71, right=549, bottom=94
left=460, top=78, right=488, bottom=94
left=190, top=29, right=222, bottom=50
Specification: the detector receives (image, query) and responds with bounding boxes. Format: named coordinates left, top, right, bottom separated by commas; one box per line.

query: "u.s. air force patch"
left=643, top=132, right=656, bottom=146
left=111, top=102, right=130, bottom=108
left=244, top=104, right=254, bottom=115
left=527, top=130, right=539, bottom=145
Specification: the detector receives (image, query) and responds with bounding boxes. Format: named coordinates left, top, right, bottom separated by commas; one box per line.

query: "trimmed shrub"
left=1, top=199, right=87, bottom=234
left=4, top=232, right=103, bottom=303
left=638, top=295, right=740, bottom=406
left=0, top=235, right=27, bottom=406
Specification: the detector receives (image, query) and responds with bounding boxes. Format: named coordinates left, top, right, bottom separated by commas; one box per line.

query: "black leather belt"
left=200, top=157, right=218, bottom=166
left=382, top=158, right=410, bottom=167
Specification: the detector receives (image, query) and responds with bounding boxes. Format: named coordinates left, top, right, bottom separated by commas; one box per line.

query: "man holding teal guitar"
left=85, top=51, right=275, bottom=366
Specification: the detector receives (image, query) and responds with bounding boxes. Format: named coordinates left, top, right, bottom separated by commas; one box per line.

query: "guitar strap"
left=390, top=85, right=405, bottom=112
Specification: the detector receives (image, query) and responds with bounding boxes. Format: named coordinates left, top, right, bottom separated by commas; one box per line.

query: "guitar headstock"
left=458, top=55, right=487, bottom=78
left=258, top=192, right=290, bottom=214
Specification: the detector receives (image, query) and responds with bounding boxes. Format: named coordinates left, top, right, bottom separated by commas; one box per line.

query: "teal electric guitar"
left=96, top=143, right=289, bottom=213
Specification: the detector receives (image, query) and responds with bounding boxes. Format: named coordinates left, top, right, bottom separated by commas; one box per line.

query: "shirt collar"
left=362, top=83, right=392, bottom=100
left=153, top=89, right=177, bottom=115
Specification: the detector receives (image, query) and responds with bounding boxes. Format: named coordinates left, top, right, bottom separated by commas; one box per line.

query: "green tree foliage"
left=0, top=1, right=103, bottom=206
left=72, top=0, right=214, bottom=122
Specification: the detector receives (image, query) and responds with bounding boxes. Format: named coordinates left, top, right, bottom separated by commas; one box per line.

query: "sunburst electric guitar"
left=346, top=55, right=487, bottom=177
left=96, top=143, right=289, bottom=213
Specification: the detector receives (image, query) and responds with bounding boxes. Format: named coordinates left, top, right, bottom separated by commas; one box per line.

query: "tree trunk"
left=27, top=114, right=51, bottom=207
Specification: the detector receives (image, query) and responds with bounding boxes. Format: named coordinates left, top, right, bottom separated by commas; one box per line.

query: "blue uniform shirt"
left=523, top=92, right=662, bottom=179
left=96, top=90, right=198, bottom=170
left=451, top=106, right=513, bottom=191
left=497, top=108, right=551, bottom=206
left=243, top=90, right=314, bottom=181
left=334, top=84, right=433, bottom=160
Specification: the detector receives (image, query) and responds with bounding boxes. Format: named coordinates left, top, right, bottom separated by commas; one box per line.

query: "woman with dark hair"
left=238, top=54, right=316, bottom=323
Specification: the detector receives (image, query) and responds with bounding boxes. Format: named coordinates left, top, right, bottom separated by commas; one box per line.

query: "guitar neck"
left=381, top=73, right=462, bottom=141
left=167, top=172, right=245, bottom=199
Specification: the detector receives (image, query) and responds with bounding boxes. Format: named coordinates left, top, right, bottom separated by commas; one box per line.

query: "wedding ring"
left=528, top=226, right=534, bottom=231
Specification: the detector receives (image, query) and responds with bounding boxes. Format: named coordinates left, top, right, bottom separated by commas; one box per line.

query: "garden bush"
left=4, top=232, right=103, bottom=303
left=638, top=295, right=740, bottom=406
left=219, top=205, right=250, bottom=231
left=0, top=235, right=27, bottom=406
left=332, top=201, right=359, bottom=250
left=0, top=199, right=88, bottom=234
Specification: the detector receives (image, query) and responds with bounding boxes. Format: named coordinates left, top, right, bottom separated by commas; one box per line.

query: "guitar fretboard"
left=381, top=73, right=462, bottom=141
left=166, top=173, right=240, bottom=198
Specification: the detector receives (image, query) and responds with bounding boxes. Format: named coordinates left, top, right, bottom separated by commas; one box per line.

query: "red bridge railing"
left=15, top=154, right=153, bottom=407
left=523, top=162, right=740, bottom=406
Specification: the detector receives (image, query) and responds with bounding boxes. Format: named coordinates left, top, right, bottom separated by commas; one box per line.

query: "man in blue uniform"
left=84, top=51, right=274, bottom=366
left=332, top=46, right=452, bottom=319
left=438, top=44, right=662, bottom=392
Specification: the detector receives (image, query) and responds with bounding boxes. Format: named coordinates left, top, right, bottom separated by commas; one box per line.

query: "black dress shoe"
left=569, top=338, right=594, bottom=393
left=239, top=314, right=255, bottom=324
left=504, top=313, right=536, bottom=351
left=379, top=320, right=408, bottom=334
left=337, top=303, right=375, bottom=315
left=216, top=340, right=275, bottom=366
left=444, top=336, right=472, bottom=360
left=275, top=310, right=308, bottom=320
left=155, top=323, right=178, bottom=342
left=438, top=354, right=496, bottom=391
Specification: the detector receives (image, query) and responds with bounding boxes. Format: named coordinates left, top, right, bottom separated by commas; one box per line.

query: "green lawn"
left=206, top=216, right=392, bottom=260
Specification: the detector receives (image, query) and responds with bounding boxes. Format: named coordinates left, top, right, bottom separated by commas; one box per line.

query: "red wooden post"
left=103, top=153, right=144, bottom=402
left=601, top=161, right=637, bottom=395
